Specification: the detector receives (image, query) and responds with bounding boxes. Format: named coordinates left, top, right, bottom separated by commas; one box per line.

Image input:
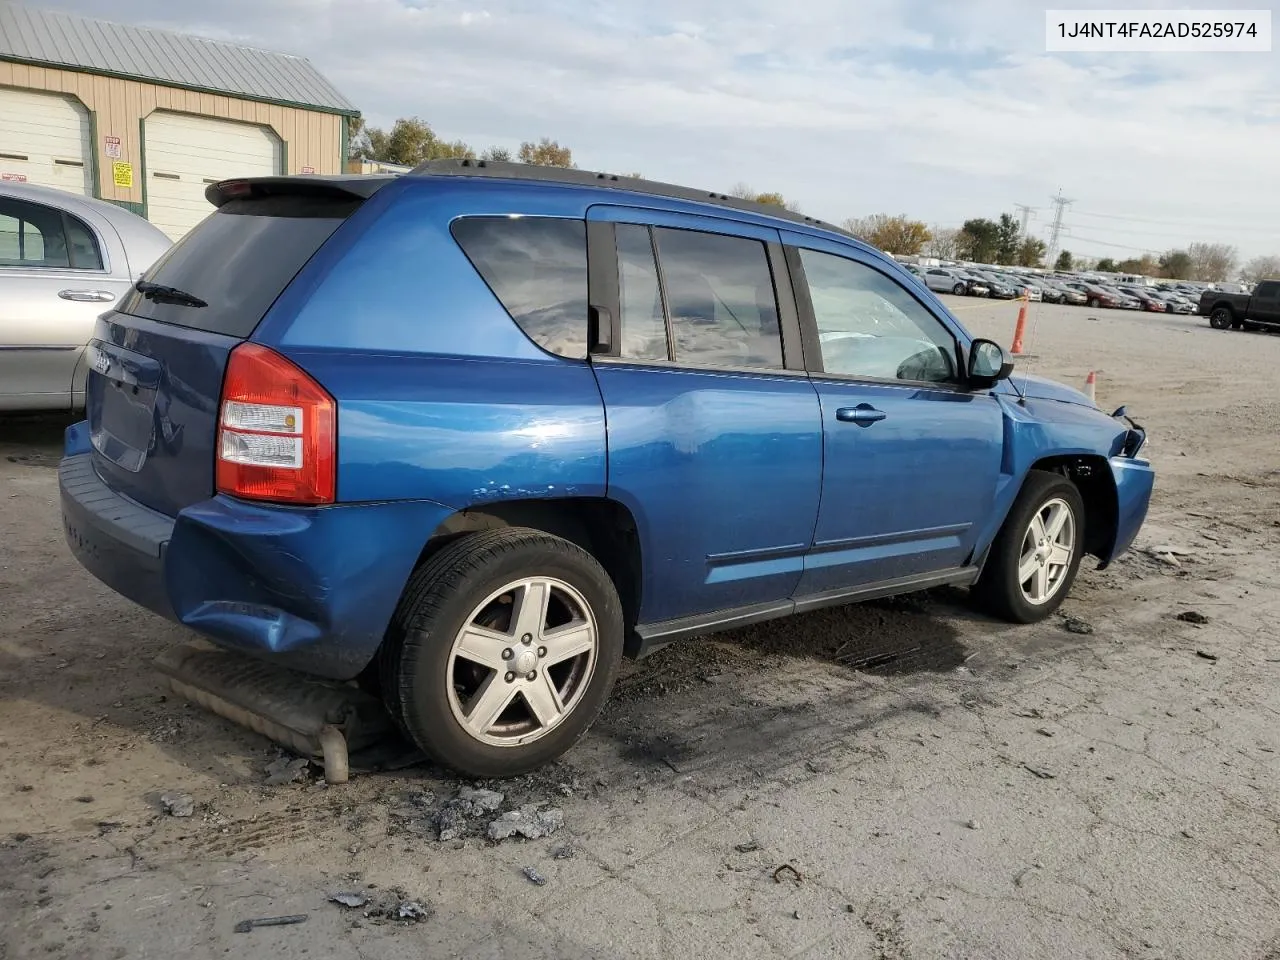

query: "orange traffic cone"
left=1084, top=370, right=1097, bottom=403
left=1010, top=294, right=1029, bottom=356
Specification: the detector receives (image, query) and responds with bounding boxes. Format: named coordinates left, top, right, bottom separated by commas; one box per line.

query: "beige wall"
left=0, top=61, right=346, bottom=205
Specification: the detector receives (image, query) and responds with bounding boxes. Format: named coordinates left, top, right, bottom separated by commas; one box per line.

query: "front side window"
left=452, top=216, right=588, bottom=359
left=651, top=227, right=783, bottom=370
left=798, top=248, right=957, bottom=383
left=0, top=198, right=102, bottom=269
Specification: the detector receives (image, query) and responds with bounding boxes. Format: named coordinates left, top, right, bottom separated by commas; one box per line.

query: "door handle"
left=58, top=289, right=117, bottom=303
left=836, top=404, right=887, bottom=426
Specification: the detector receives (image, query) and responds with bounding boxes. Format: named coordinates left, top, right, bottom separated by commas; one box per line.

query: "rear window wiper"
left=135, top=280, right=208, bottom=308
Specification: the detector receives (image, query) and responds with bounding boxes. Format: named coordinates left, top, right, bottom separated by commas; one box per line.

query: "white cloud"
left=35, top=0, right=1280, bottom=261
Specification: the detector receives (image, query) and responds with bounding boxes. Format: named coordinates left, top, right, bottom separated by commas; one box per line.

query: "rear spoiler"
left=205, top=175, right=395, bottom=208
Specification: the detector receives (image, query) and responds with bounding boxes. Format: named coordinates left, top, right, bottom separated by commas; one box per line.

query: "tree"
left=842, top=214, right=932, bottom=256
left=1241, top=254, right=1280, bottom=284
left=357, top=116, right=477, bottom=165
left=348, top=116, right=372, bottom=161
left=959, top=218, right=1001, bottom=263
left=481, top=146, right=512, bottom=162
left=518, top=138, right=574, bottom=167
left=1159, top=249, right=1192, bottom=279
left=730, top=183, right=799, bottom=212
left=1016, top=237, right=1047, bottom=268
left=995, top=213, right=1020, bottom=265
left=1116, top=255, right=1159, bottom=276
left=1187, top=242, right=1238, bottom=282
left=924, top=226, right=960, bottom=260
left=1095, top=258, right=1118, bottom=273
left=1054, top=250, right=1074, bottom=271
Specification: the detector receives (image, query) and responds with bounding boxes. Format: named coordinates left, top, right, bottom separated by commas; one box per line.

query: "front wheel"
left=972, top=471, right=1086, bottom=624
left=1088, top=297, right=1100, bottom=308
left=953, top=283, right=966, bottom=295
left=381, top=528, right=624, bottom=777
left=1209, top=307, right=1234, bottom=330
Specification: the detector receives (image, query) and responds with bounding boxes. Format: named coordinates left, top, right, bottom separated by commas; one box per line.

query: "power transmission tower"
left=1045, top=189, right=1075, bottom=268
left=1013, top=203, right=1036, bottom=238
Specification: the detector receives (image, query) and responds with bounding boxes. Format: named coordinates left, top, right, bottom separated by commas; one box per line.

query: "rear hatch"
left=87, top=179, right=382, bottom=517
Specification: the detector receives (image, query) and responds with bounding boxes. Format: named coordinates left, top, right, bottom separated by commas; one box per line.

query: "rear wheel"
left=1088, top=297, right=1100, bottom=308
left=973, top=470, right=1086, bottom=624
left=1209, top=307, right=1234, bottom=330
left=953, top=282, right=966, bottom=295
left=381, top=528, right=623, bottom=777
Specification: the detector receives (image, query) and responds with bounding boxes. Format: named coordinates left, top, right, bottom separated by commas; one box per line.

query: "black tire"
left=380, top=527, right=624, bottom=778
left=953, top=282, right=966, bottom=295
left=1209, top=307, right=1233, bottom=330
left=1088, top=297, right=1100, bottom=309
left=972, top=470, right=1087, bottom=624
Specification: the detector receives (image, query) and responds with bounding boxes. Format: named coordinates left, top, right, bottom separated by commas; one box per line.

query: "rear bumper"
left=60, top=423, right=455, bottom=680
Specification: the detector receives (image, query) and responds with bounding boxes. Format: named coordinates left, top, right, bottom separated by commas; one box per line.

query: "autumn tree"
left=729, top=183, right=799, bottom=211
left=1016, top=237, right=1047, bottom=268
left=924, top=226, right=960, bottom=260
left=1054, top=250, right=1073, bottom=271
left=1187, top=242, right=1238, bottom=282
left=842, top=215, right=932, bottom=255
left=1095, top=258, right=1118, bottom=273
left=1159, top=249, right=1192, bottom=279
left=353, top=116, right=477, bottom=164
left=1116, top=255, right=1159, bottom=276
left=481, top=146, right=512, bottom=162
left=1241, top=254, right=1280, bottom=284
left=519, top=138, right=574, bottom=167
left=959, top=218, right=1001, bottom=263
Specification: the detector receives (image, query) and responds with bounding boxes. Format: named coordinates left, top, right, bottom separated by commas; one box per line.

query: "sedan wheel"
left=1088, top=297, right=1100, bottom=308
left=953, top=283, right=966, bottom=295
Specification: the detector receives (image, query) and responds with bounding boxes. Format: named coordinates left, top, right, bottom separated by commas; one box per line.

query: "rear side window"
left=117, top=195, right=359, bottom=337
left=0, top=198, right=102, bottom=269
left=651, top=227, right=784, bottom=370
left=452, top=217, right=588, bottom=359
left=1256, top=281, right=1278, bottom=298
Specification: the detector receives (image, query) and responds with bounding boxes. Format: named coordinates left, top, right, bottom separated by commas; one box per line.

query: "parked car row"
left=904, top=262, right=1202, bottom=315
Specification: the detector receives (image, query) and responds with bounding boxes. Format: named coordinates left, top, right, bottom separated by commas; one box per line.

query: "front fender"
left=971, top=394, right=1140, bottom=566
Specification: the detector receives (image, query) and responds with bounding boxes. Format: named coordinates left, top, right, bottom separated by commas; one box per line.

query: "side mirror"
left=967, top=338, right=1014, bottom=388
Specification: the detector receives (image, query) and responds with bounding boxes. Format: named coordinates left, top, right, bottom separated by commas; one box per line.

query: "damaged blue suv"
left=60, top=161, right=1153, bottom=776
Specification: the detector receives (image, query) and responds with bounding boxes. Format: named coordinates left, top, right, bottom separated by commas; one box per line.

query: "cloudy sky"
left=40, top=0, right=1280, bottom=261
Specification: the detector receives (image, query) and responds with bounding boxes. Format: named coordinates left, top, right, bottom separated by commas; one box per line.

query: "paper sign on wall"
left=301, top=165, right=315, bottom=174
left=104, top=136, right=121, bottom=159
left=112, top=162, right=133, bottom=188
left=1, top=173, right=27, bottom=182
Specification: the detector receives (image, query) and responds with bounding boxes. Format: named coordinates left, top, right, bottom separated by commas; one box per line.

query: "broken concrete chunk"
left=436, top=804, right=467, bottom=842
left=329, top=893, right=368, bottom=909
left=1176, top=610, right=1210, bottom=625
left=396, top=901, right=430, bottom=921
left=1062, top=617, right=1094, bottom=635
left=455, top=787, right=504, bottom=815
left=160, top=792, right=195, bottom=818
left=487, top=806, right=564, bottom=841
left=264, top=756, right=310, bottom=786
left=523, top=866, right=547, bottom=886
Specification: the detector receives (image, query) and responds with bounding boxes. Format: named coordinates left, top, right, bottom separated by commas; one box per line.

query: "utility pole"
left=1013, top=203, right=1036, bottom=238
left=1045, top=189, right=1075, bottom=269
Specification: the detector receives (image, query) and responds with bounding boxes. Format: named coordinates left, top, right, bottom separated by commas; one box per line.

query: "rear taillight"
left=216, top=343, right=335, bottom=504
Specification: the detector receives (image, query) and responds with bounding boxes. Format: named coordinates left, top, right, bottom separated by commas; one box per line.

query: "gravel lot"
left=2, top=297, right=1278, bottom=960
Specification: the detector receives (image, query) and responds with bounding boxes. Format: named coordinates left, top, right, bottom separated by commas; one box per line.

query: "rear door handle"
left=836, top=404, right=887, bottom=426
left=59, top=289, right=116, bottom=303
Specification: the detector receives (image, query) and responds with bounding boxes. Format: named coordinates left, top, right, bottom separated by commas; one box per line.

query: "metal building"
left=0, top=3, right=358, bottom=239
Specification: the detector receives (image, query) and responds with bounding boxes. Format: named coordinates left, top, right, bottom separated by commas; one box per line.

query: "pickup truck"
left=1200, top=280, right=1280, bottom=331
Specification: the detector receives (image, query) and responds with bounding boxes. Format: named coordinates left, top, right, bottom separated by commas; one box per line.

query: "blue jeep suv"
left=60, top=161, right=1154, bottom=776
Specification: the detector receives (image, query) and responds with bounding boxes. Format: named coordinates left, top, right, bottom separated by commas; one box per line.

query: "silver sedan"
left=1, top=182, right=171, bottom=411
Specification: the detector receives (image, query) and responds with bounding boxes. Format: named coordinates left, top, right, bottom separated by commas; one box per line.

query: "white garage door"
left=0, top=88, right=93, bottom=195
left=144, top=112, right=281, bottom=240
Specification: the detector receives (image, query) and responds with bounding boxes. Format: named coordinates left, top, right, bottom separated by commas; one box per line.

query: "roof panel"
left=0, top=3, right=357, bottom=114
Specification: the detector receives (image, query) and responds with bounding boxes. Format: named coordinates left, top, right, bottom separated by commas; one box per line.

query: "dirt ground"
left=1, top=297, right=1278, bottom=960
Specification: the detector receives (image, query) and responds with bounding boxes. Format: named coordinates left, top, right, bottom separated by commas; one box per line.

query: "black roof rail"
left=407, top=158, right=859, bottom=242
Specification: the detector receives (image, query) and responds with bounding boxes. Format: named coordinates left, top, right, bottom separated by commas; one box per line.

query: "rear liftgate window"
left=451, top=217, right=589, bottom=358
left=116, top=194, right=361, bottom=338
